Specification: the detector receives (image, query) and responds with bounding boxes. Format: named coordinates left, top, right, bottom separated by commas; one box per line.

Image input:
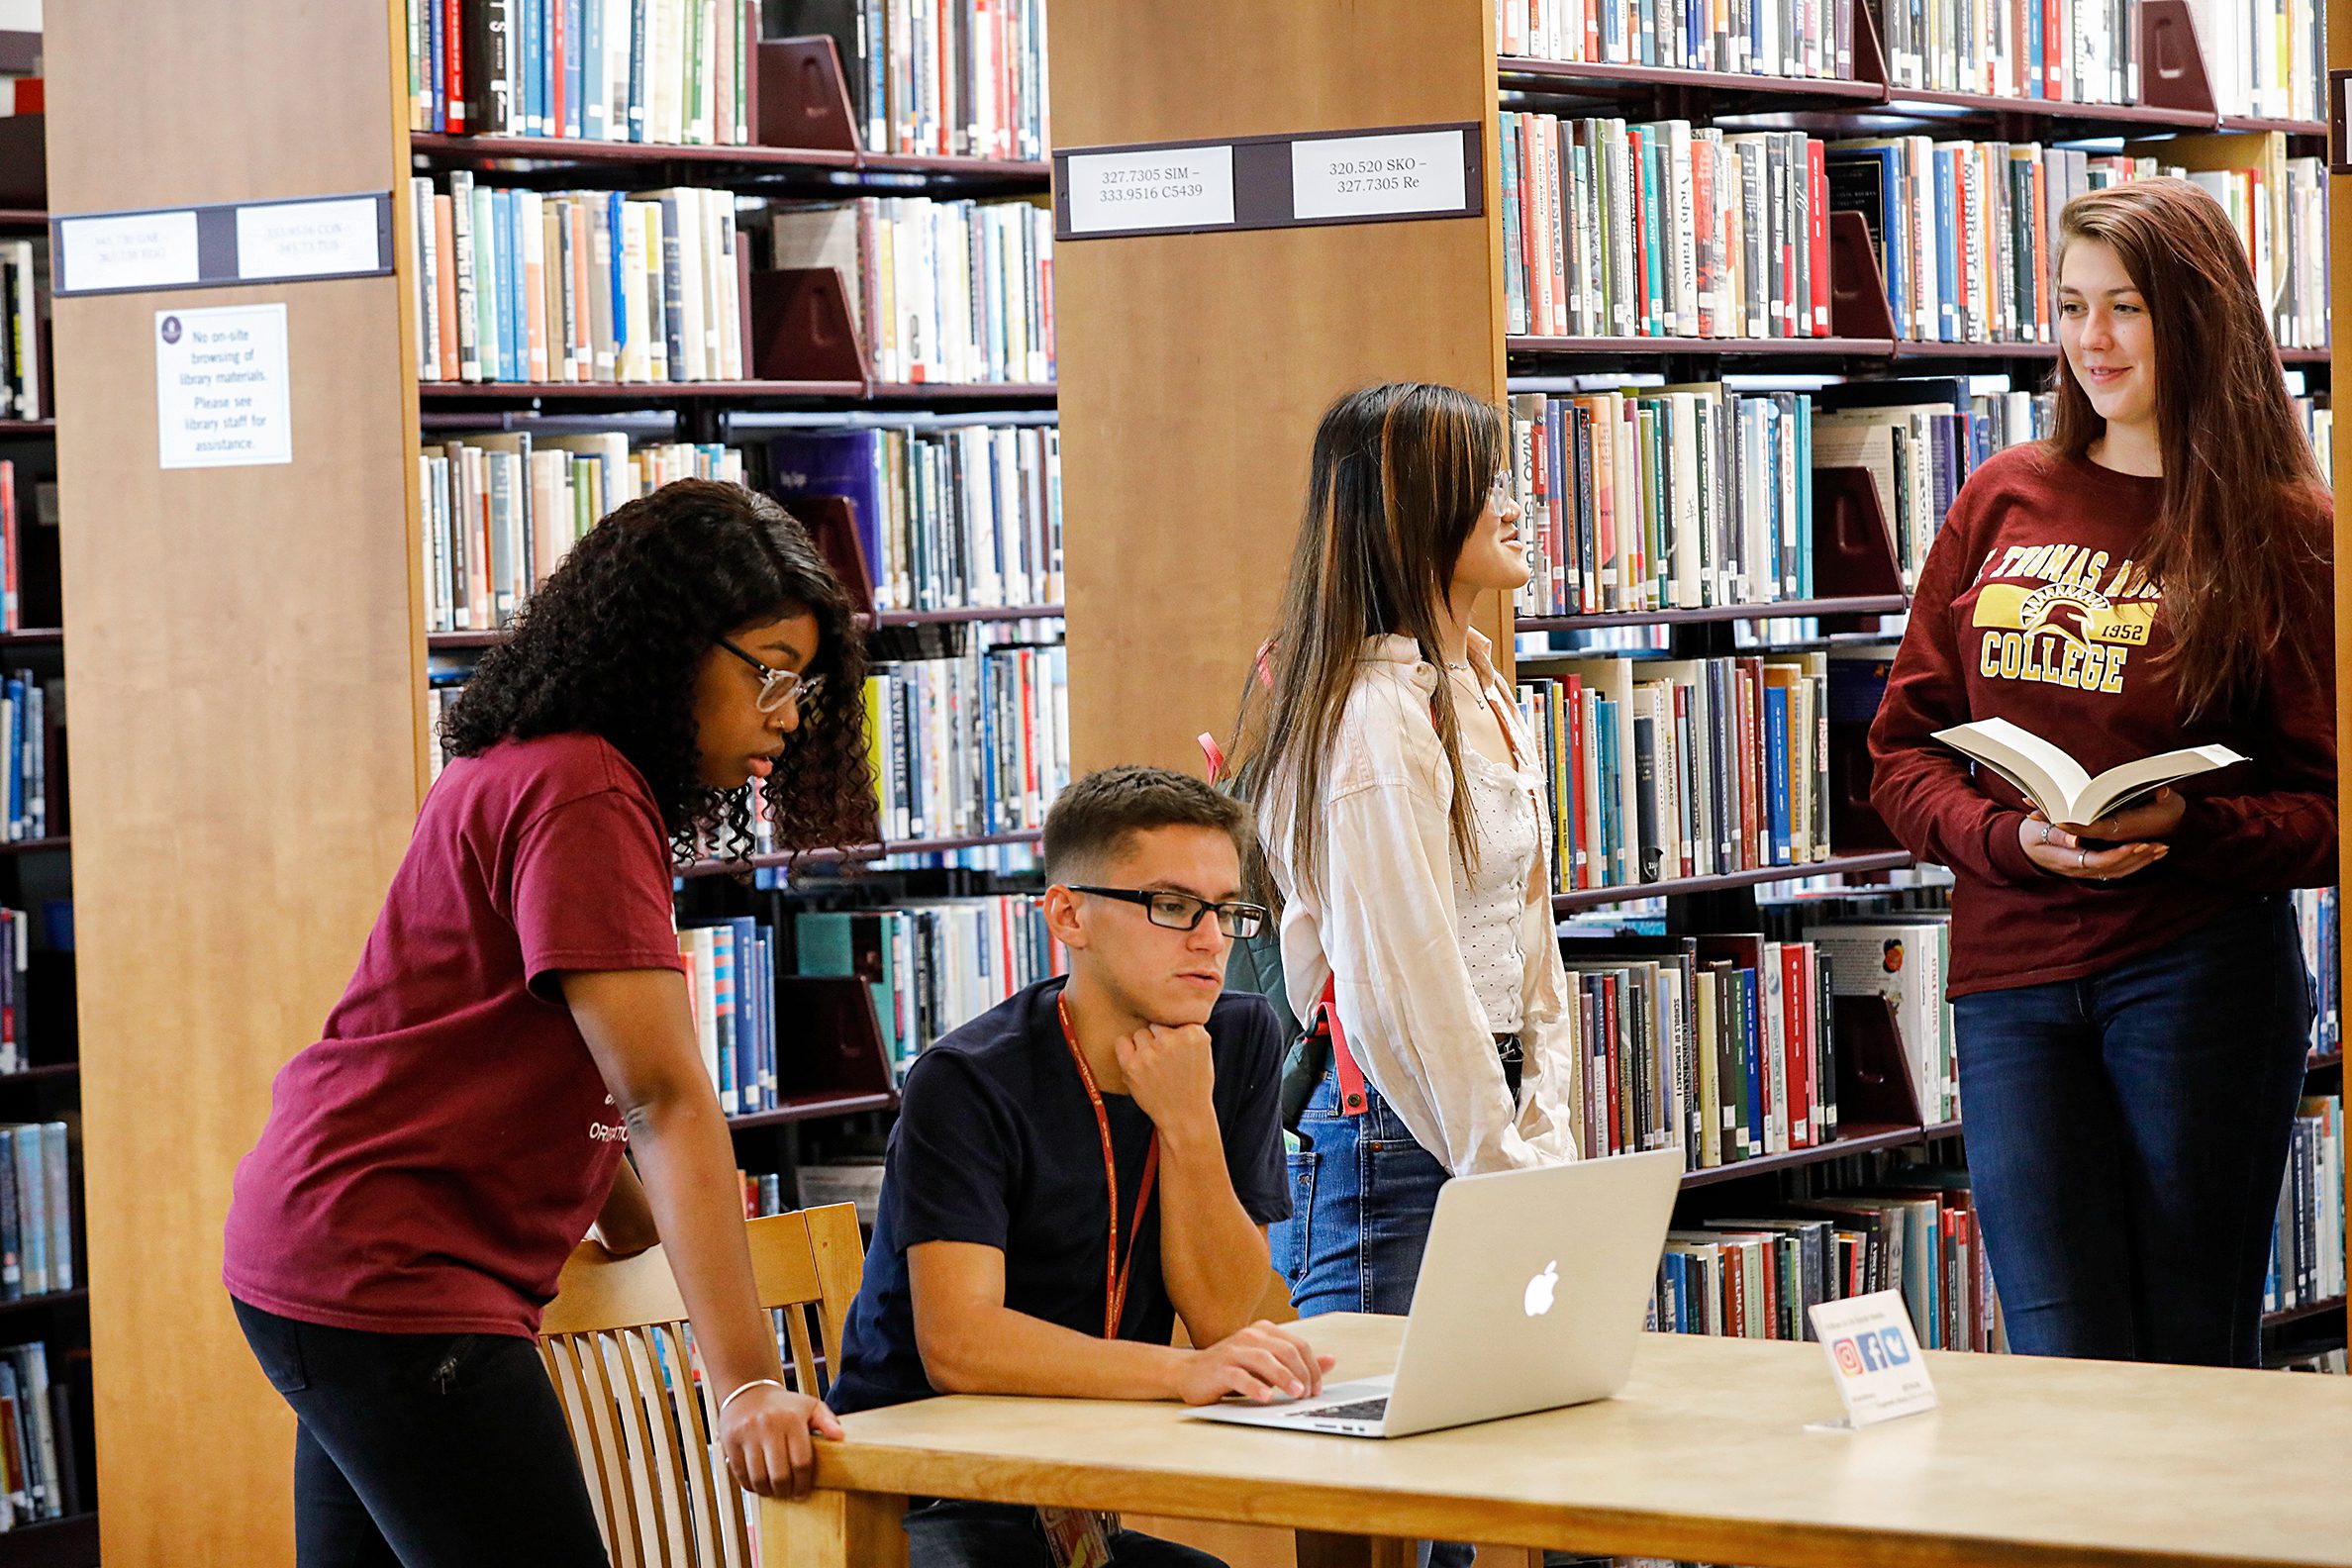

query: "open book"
left=1933, top=717, right=2245, bottom=827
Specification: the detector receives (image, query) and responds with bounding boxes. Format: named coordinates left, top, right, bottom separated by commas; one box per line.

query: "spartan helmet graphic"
left=2015, top=581, right=2110, bottom=644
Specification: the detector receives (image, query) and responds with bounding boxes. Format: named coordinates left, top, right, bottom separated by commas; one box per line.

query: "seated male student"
left=830, top=765, right=1330, bottom=1568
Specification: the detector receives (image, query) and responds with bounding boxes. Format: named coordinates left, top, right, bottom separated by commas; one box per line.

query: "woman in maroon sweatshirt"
left=1869, top=178, right=2335, bottom=1368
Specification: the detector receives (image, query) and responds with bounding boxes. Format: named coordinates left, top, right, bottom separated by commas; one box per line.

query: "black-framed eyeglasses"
left=1069, top=886, right=1268, bottom=939
left=717, top=637, right=824, bottom=715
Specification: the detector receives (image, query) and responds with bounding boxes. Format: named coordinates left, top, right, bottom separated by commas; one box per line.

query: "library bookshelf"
left=1054, top=25, right=2344, bottom=1565
left=45, top=0, right=1062, bottom=1560
left=22, top=2, right=2342, bottom=1567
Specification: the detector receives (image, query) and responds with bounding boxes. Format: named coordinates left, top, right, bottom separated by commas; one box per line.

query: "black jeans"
left=234, top=1298, right=609, bottom=1567
left=903, top=1501, right=1226, bottom=1568
left=1950, top=894, right=2316, bottom=1366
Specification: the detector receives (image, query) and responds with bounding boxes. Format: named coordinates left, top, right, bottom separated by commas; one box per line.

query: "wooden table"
left=762, top=1313, right=2352, bottom=1568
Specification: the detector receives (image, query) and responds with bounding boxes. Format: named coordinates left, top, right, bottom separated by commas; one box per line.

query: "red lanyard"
left=1056, top=992, right=1160, bottom=1339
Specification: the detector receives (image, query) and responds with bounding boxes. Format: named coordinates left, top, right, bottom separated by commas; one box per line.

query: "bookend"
left=1810, top=465, right=1904, bottom=601
left=2137, top=0, right=2220, bottom=119
left=1832, top=994, right=1925, bottom=1136
left=1826, top=210, right=1899, bottom=343
left=755, top=37, right=863, bottom=153
left=789, top=494, right=877, bottom=620
left=1847, top=0, right=1890, bottom=91
left=1827, top=718, right=1900, bottom=851
left=772, top=975, right=896, bottom=1105
left=747, top=267, right=872, bottom=383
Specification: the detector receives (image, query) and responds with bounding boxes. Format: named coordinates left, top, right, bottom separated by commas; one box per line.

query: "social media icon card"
left=1805, top=1290, right=1937, bottom=1431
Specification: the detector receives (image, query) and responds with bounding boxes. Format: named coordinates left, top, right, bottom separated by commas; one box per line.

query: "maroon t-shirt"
left=223, top=734, right=685, bottom=1336
left=1869, top=444, right=2336, bottom=998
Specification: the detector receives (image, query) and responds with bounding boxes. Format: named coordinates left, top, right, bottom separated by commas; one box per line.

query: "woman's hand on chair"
left=720, top=1383, right=844, bottom=1499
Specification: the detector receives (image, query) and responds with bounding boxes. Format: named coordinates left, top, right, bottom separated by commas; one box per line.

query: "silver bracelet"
left=719, top=1377, right=786, bottom=1416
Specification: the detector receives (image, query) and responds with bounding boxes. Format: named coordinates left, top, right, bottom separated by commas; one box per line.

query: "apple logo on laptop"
left=1523, top=1260, right=1559, bottom=1318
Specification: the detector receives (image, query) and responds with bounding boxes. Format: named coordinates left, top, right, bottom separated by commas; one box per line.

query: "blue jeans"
left=1275, top=1065, right=1471, bottom=1568
left=1952, top=893, right=2315, bottom=1367
left=903, top=1501, right=1225, bottom=1567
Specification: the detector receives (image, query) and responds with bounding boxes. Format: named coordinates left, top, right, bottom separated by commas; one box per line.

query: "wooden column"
left=46, top=1, right=424, bottom=1560
left=1049, top=0, right=1508, bottom=776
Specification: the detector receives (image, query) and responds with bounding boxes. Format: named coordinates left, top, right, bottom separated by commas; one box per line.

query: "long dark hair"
left=2046, top=177, right=2330, bottom=719
left=441, top=478, right=877, bottom=865
left=1223, top=382, right=1505, bottom=902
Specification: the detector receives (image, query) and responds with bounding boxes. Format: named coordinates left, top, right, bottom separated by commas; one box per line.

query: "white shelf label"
left=59, top=211, right=200, bottom=294
left=155, top=303, right=293, bottom=470
left=236, top=197, right=385, bottom=282
left=1064, top=146, right=1235, bottom=235
left=1290, top=129, right=1470, bottom=223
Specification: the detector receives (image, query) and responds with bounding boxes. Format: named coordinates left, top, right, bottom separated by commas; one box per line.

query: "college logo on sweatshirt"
left=1967, top=542, right=2162, bottom=695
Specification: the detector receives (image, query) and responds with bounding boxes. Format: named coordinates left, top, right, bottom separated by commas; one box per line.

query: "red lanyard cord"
left=1056, top=993, right=1161, bottom=1339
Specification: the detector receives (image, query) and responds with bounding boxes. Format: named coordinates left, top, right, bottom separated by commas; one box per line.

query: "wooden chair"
left=537, top=1206, right=865, bottom=1568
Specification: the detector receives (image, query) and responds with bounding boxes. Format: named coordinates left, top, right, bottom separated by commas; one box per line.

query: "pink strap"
left=1318, top=974, right=1370, bottom=1118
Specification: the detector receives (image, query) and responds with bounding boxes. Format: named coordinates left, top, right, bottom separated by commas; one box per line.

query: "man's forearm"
left=1155, top=1124, right=1273, bottom=1347
left=922, top=1302, right=1187, bottom=1400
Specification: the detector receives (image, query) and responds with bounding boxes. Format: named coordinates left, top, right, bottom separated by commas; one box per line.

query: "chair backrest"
left=537, top=1205, right=865, bottom=1568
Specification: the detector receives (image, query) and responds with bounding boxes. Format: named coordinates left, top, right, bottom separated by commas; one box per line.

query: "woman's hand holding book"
left=2015, top=788, right=2184, bottom=881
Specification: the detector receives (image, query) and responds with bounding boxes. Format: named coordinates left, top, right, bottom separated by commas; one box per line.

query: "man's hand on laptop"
left=1117, top=1023, right=1219, bottom=1143
left=1171, top=1322, right=1336, bottom=1407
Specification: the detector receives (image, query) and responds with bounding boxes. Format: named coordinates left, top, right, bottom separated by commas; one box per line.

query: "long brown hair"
left=2046, top=177, right=2330, bottom=719
left=1223, top=382, right=1505, bottom=903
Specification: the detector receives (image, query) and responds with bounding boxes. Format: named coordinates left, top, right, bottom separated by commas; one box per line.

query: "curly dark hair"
left=440, top=478, right=877, bottom=866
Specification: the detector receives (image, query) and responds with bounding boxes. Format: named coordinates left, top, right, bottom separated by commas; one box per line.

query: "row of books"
left=680, top=919, right=779, bottom=1119
left=1871, top=0, right=2139, bottom=104
left=410, top=176, right=748, bottom=385
left=797, top=0, right=1053, bottom=162
left=1497, top=0, right=1857, bottom=77
left=1654, top=1179, right=2005, bottom=1353
left=769, top=197, right=1055, bottom=386
left=1518, top=652, right=1832, bottom=894
left=2266, top=1095, right=2344, bottom=1316
left=405, top=0, right=759, bottom=145
left=0, top=244, right=39, bottom=424
left=767, top=422, right=1063, bottom=613
left=2292, top=887, right=2338, bottom=1053
left=2139, top=134, right=2328, bottom=352
left=0, top=1341, right=72, bottom=1527
left=867, top=632, right=1068, bottom=843
left=2186, top=0, right=2324, bottom=123
left=1491, top=0, right=2321, bottom=122
left=1505, top=380, right=2036, bottom=616
left=1507, top=386, right=1820, bottom=617
left=0, top=910, right=30, bottom=1078
left=0, top=1124, right=67, bottom=1304
left=0, top=673, right=49, bottom=845
left=420, top=435, right=745, bottom=632
left=1499, top=117, right=1832, bottom=342
left=1561, top=931, right=1840, bottom=1169
left=795, top=898, right=1061, bottom=1077
left=1832, top=133, right=2326, bottom=350
left=1813, top=916, right=1958, bottom=1126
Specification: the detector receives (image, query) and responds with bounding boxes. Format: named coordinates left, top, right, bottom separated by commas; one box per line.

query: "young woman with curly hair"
left=1870, top=178, right=2335, bottom=1367
left=222, top=478, right=877, bottom=1565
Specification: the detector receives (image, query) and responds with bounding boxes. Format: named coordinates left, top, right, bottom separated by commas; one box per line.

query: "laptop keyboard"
left=1294, top=1396, right=1389, bottom=1422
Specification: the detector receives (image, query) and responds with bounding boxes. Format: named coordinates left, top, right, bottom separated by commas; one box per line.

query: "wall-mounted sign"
left=54, top=192, right=393, bottom=296
left=1053, top=123, right=1482, bottom=242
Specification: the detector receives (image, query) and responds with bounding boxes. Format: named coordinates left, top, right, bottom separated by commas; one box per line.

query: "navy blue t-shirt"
left=830, top=977, right=1291, bottom=1414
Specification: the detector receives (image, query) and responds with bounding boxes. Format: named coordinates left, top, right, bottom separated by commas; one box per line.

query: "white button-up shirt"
left=1259, top=632, right=1584, bottom=1177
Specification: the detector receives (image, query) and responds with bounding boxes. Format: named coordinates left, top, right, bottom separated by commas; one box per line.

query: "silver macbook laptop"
left=1190, top=1146, right=1682, bottom=1438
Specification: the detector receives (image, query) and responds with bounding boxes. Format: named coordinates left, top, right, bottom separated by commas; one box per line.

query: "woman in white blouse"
left=1225, top=383, right=1583, bottom=1351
